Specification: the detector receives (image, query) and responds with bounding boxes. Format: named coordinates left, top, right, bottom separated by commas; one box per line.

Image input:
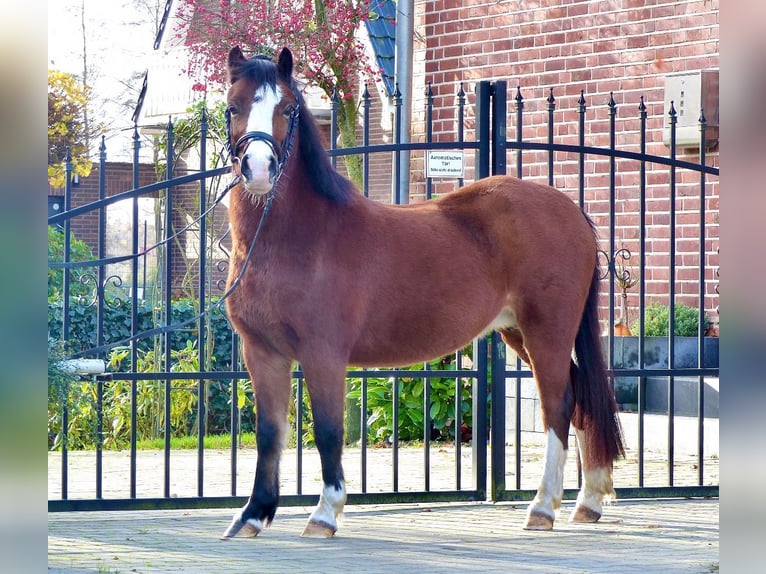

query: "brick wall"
left=51, top=163, right=159, bottom=253
left=49, top=162, right=228, bottom=298
left=326, top=89, right=396, bottom=204
left=411, top=0, right=720, bottom=330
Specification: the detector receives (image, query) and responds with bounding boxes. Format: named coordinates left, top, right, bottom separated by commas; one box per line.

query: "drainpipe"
left=395, top=0, right=414, bottom=204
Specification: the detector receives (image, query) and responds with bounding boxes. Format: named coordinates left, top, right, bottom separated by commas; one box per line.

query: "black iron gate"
left=480, top=80, right=719, bottom=502
left=48, top=80, right=718, bottom=512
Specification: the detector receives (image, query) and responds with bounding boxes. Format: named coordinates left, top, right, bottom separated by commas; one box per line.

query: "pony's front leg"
left=222, top=348, right=292, bottom=539
left=300, top=360, right=347, bottom=537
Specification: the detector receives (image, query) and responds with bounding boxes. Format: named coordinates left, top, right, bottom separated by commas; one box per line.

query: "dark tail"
left=571, top=264, right=625, bottom=468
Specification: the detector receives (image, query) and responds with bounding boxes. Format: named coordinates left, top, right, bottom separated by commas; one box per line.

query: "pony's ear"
left=276, top=47, right=293, bottom=81
left=227, top=46, right=247, bottom=84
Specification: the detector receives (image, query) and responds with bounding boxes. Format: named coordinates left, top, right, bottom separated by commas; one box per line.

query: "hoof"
left=570, top=505, right=602, bottom=523
left=524, top=511, right=554, bottom=531
left=300, top=520, right=337, bottom=538
left=220, top=516, right=263, bottom=540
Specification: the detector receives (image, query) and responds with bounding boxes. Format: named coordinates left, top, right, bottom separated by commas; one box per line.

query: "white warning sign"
left=426, top=150, right=464, bottom=178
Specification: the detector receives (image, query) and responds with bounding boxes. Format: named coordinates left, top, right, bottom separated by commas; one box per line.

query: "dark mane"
left=238, top=54, right=355, bottom=204
left=293, top=89, right=356, bottom=204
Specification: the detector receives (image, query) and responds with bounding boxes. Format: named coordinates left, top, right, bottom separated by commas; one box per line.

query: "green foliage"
left=633, top=301, right=710, bottom=337
left=104, top=341, right=201, bottom=447
left=49, top=341, right=256, bottom=451
left=347, top=346, right=474, bottom=444
left=154, top=101, right=229, bottom=179
left=48, top=226, right=95, bottom=300
left=47, top=295, right=234, bottom=359
left=47, top=295, right=255, bottom=450
left=48, top=338, right=75, bottom=400
left=47, top=337, right=84, bottom=449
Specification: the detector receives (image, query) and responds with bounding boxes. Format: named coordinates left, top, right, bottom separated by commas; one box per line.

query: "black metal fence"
left=48, top=79, right=719, bottom=512
left=480, top=80, right=719, bottom=501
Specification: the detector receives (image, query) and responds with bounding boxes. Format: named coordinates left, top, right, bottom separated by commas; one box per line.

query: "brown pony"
left=221, top=47, right=624, bottom=539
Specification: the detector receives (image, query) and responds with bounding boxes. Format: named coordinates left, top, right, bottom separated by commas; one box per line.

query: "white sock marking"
left=308, top=481, right=347, bottom=528
left=573, top=428, right=615, bottom=516
left=529, top=430, right=567, bottom=518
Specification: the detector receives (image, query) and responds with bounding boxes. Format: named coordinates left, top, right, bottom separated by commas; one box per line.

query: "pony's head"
left=226, top=46, right=300, bottom=195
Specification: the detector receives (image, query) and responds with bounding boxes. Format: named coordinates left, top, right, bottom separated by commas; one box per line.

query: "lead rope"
left=68, top=107, right=300, bottom=359
left=220, top=187, right=277, bottom=302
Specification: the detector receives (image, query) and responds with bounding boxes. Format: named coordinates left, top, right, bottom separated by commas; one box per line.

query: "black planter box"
left=610, top=336, right=719, bottom=370
left=607, top=336, right=719, bottom=418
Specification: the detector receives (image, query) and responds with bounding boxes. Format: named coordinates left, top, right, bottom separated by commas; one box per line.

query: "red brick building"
left=48, top=160, right=228, bottom=300
left=407, top=0, right=720, bottom=326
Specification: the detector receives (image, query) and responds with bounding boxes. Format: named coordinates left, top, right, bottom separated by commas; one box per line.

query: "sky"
left=48, top=0, right=166, bottom=275
left=47, top=0, right=159, bottom=161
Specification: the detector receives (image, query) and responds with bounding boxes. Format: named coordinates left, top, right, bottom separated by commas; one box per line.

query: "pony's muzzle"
left=239, top=142, right=278, bottom=193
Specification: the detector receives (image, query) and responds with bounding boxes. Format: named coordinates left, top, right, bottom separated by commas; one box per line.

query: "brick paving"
left=48, top=499, right=718, bottom=573
left=49, top=443, right=718, bottom=573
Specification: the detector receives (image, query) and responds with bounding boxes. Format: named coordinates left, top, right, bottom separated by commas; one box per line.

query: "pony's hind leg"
left=567, top=270, right=624, bottom=524
left=300, top=360, right=347, bottom=537
left=569, top=427, right=616, bottom=523
left=525, top=410, right=573, bottom=530
left=222, top=346, right=292, bottom=539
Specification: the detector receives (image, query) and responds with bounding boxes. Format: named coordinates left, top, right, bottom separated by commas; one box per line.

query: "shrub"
left=47, top=296, right=249, bottom=450
left=48, top=343, right=257, bottom=451
left=633, top=301, right=710, bottom=337
left=48, top=226, right=94, bottom=300
left=48, top=337, right=85, bottom=449
left=47, top=296, right=234, bottom=362
left=347, top=345, right=474, bottom=444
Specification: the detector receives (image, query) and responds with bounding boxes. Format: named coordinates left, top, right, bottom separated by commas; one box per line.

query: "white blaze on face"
left=241, top=85, right=283, bottom=192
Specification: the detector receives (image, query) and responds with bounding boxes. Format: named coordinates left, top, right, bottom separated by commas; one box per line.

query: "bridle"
left=225, top=100, right=301, bottom=187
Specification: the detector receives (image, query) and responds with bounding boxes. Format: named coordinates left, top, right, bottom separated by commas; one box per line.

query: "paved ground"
left=49, top=427, right=719, bottom=574
left=48, top=498, right=718, bottom=573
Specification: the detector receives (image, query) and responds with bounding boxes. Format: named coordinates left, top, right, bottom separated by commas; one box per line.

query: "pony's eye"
left=253, top=94, right=263, bottom=104
left=227, top=104, right=239, bottom=116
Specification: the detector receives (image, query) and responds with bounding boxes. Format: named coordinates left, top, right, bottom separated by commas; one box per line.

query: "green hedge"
left=47, top=296, right=235, bottom=364
left=631, top=301, right=710, bottom=337
left=47, top=295, right=254, bottom=450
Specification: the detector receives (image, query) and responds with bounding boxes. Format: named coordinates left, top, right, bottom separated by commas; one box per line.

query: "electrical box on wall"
left=663, top=69, right=719, bottom=149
